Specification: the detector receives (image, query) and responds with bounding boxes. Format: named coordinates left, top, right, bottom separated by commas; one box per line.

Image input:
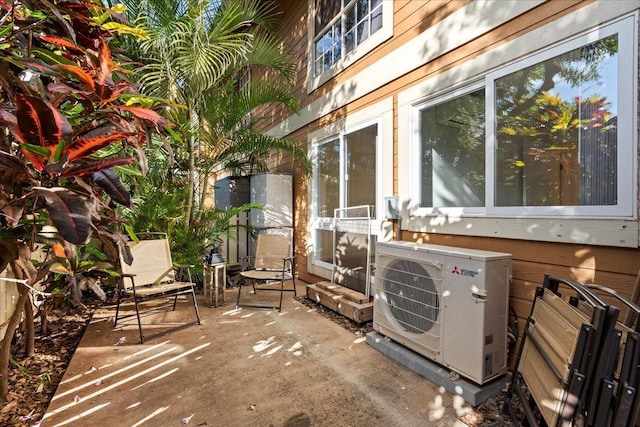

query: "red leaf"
left=33, top=187, right=92, bottom=245
left=59, top=64, right=95, bottom=91
left=133, top=145, right=148, bottom=175
left=0, top=110, right=26, bottom=144
left=117, top=106, right=168, bottom=126
left=91, top=169, right=132, bottom=208
left=67, top=132, right=134, bottom=161
left=9, top=57, right=56, bottom=75
left=94, top=41, right=115, bottom=101
left=15, top=93, right=72, bottom=148
left=95, top=83, right=114, bottom=102
left=60, top=157, right=134, bottom=177
left=38, top=34, right=84, bottom=53
left=0, top=150, right=28, bottom=175
left=47, top=82, right=91, bottom=96
left=52, top=243, right=66, bottom=258
left=19, top=147, right=46, bottom=171
left=97, top=40, right=114, bottom=87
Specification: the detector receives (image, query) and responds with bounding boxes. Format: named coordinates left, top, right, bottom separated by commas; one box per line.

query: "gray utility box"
left=214, top=176, right=250, bottom=209
left=250, top=173, right=292, bottom=228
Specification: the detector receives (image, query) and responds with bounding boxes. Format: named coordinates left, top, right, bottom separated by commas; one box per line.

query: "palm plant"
left=113, top=0, right=310, bottom=228
left=109, top=0, right=311, bottom=277
left=195, top=75, right=312, bottom=213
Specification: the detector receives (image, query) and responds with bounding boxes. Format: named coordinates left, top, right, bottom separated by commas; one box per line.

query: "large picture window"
left=494, top=35, right=618, bottom=209
left=411, top=16, right=634, bottom=219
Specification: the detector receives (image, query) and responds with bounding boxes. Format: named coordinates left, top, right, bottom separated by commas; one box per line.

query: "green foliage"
left=111, top=0, right=311, bottom=274
left=0, top=0, right=167, bottom=254
left=170, top=204, right=261, bottom=282
left=123, top=136, right=259, bottom=281
left=0, top=0, right=168, bottom=403
left=114, top=0, right=311, bottom=234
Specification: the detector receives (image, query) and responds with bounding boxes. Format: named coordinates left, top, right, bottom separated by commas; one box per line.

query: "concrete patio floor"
left=42, top=281, right=473, bottom=426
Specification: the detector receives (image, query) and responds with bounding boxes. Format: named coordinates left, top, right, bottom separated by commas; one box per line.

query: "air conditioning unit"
left=373, top=241, right=511, bottom=385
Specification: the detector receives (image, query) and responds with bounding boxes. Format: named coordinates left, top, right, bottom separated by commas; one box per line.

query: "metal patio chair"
left=236, top=230, right=297, bottom=311
left=114, top=233, right=201, bottom=343
left=504, top=275, right=609, bottom=426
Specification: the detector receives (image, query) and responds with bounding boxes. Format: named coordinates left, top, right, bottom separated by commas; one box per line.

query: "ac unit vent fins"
left=380, top=259, right=440, bottom=334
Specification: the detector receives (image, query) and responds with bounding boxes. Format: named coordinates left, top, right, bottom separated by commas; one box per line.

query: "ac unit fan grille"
left=380, top=259, right=440, bottom=334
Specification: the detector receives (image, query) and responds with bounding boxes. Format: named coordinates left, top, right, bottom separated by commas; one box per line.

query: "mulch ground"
left=0, top=306, right=92, bottom=427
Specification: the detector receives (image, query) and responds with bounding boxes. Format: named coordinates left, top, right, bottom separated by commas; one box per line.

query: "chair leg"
left=278, top=279, right=285, bottom=311
left=172, top=294, right=179, bottom=311
left=190, top=287, right=201, bottom=325
left=133, top=297, right=145, bottom=343
left=236, top=278, right=245, bottom=308
left=114, top=291, right=122, bottom=327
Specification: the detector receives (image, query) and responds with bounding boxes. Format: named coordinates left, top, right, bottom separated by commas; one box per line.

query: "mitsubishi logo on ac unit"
left=452, top=265, right=479, bottom=278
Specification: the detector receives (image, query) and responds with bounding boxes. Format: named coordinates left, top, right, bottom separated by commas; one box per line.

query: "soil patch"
left=0, top=306, right=92, bottom=427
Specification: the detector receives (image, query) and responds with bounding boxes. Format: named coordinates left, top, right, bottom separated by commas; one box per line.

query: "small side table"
left=203, top=263, right=226, bottom=307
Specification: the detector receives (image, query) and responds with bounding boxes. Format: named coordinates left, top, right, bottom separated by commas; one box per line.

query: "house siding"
left=245, top=0, right=640, bottom=352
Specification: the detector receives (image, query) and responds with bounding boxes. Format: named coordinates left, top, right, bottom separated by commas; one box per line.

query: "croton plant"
left=0, top=0, right=171, bottom=403
left=0, top=0, right=166, bottom=275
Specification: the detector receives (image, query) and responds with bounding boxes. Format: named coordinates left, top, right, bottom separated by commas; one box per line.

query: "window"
left=313, top=0, right=384, bottom=77
left=309, top=96, right=397, bottom=281
left=493, top=35, right=618, bottom=209
left=312, top=122, right=378, bottom=283
left=410, top=16, right=634, bottom=219
left=418, top=86, right=485, bottom=209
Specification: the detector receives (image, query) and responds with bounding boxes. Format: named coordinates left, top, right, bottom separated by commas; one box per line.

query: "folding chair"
left=114, top=233, right=201, bottom=343
left=583, top=284, right=640, bottom=426
left=504, top=275, right=608, bottom=426
left=236, top=230, right=297, bottom=311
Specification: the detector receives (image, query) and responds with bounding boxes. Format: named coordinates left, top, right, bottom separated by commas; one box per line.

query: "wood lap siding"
left=252, top=0, right=308, bottom=130
left=250, top=0, right=640, bottom=352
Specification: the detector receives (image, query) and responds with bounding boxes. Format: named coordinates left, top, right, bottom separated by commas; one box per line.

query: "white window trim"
left=398, top=13, right=639, bottom=248
left=410, top=81, right=486, bottom=217
left=306, top=0, right=393, bottom=94
left=307, top=98, right=393, bottom=278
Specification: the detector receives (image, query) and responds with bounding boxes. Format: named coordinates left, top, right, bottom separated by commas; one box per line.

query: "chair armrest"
left=240, top=256, right=255, bottom=271
left=119, top=273, right=137, bottom=291
left=175, top=265, right=194, bottom=283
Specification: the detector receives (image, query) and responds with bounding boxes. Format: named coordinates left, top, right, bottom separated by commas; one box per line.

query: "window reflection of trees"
left=495, top=35, right=618, bottom=207
left=346, top=125, right=377, bottom=207
left=316, top=139, right=340, bottom=217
